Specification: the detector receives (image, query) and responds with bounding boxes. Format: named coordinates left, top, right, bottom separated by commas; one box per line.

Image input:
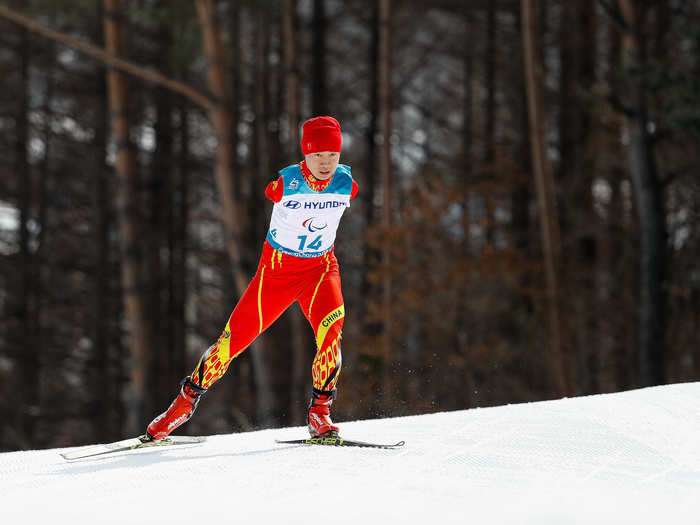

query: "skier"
left=146, top=116, right=358, bottom=441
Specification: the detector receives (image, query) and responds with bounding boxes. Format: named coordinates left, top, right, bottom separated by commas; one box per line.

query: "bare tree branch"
left=0, top=5, right=215, bottom=111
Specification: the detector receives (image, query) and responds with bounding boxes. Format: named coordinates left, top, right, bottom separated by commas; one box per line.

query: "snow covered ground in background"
left=2, top=383, right=699, bottom=524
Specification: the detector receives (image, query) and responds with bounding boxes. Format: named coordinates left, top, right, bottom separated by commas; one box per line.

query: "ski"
left=60, top=435, right=205, bottom=461
left=276, top=436, right=405, bottom=449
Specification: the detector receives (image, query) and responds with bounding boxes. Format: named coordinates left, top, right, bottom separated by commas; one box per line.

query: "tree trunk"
left=151, top=86, right=174, bottom=404
left=558, top=1, right=597, bottom=394
left=283, top=0, right=309, bottom=414
left=361, top=2, right=380, bottom=338
left=254, top=8, right=271, bottom=208
left=195, top=0, right=274, bottom=424
left=195, top=0, right=247, bottom=293
left=14, top=22, right=38, bottom=448
left=511, top=4, right=538, bottom=390
left=485, top=0, right=496, bottom=164
left=379, top=0, right=393, bottom=406
left=618, top=0, right=667, bottom=386
left=284, top=0, right=301, bottom=154
left=483, top=1, right=497, bottom=246
left=93, top=93, right=112, bottom=441
left=312, top=0, right=327, bottom=116
left=521, top=0, right=568, bottom=397
left=170, top=99, right=189, bottom=385
left=229, top=2, right=241, bottom=202
left=93, top=0, right=113, bottom=441
left=104, top=0, right=152, bottom=435
left=456, top=4, right=475, bottom=409
left=148, top=8, right=177, bottom=404
left=33, top=20, right=56, bottom=446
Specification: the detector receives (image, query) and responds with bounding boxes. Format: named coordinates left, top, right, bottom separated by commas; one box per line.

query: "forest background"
left=0, top=0, right=698, bottom=451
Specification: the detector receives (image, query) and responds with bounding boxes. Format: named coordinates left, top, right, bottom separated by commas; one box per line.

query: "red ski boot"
left=308, top=388, right=340, bottom=437
left=146, top=377, right=207, bottom=440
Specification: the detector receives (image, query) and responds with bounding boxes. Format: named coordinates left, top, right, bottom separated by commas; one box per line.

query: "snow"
left=2, top=383, right=699, bottom=524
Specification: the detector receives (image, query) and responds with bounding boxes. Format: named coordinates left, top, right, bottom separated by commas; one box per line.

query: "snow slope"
left=2, top=383, right=699, bottom=524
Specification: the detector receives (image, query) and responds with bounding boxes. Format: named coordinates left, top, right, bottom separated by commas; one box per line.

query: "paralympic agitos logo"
left=302, top=218, right=327, bottom=232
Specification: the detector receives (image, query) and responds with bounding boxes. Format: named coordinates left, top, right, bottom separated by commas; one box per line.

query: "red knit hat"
left=301, top=116, right=342, bottom=154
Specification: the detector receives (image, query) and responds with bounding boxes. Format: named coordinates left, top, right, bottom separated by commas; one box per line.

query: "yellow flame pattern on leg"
left=191, top=319, right=234, bottom=389
left=312, top=333, right=342, bottom=390
left=312, top=306, right=344, bottom=390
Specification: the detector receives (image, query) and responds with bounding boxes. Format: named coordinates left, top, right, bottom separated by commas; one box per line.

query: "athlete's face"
left=305, top=151, right=340, bottom=180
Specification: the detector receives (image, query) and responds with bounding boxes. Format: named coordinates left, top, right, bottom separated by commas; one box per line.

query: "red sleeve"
left=265, top=176, right=284, bottom=203
left=351, top=179, right=359, bottom=200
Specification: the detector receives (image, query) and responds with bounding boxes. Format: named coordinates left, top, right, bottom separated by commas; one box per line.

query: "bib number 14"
left=297, top=234, right=322, bottom=251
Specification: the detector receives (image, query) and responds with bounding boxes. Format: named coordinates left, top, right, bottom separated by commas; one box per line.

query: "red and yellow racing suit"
left=189, top=160, right=358, bottom=395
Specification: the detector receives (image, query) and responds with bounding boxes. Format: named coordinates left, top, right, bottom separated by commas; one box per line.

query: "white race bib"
left=267, top=164, right=353, bottom=257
